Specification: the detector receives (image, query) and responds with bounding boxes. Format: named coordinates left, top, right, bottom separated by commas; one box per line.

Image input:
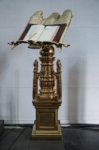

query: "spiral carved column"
left=32, top=45, right=62, bottom=140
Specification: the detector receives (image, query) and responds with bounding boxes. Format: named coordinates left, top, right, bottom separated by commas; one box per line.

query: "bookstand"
left=9, top=10, right=72, bottom=140
left=32, top=44, right=62, bottom=139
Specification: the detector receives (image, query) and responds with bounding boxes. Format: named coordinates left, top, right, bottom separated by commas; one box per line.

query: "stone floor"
left=0, top=125, right=99, bottom=150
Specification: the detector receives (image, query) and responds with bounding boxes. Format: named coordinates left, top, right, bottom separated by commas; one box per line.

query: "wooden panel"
left=39, top=112, right=55, bottom=127
left=36, top=108, right=58, bottom=130
left=0, top=120, right=4, bottom=136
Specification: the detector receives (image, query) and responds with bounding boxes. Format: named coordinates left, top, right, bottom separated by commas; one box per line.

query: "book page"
left=23, top=24, right=44, bottom=42
left=38, top=25, right=59, bottom=42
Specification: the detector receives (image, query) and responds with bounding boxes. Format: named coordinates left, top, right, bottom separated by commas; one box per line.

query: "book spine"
left=52, top=24, right=66, bottom=43
left=19, top=24, right=32, bottom=41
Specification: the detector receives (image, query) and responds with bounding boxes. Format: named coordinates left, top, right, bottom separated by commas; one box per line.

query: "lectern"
left=9, top=10, right=72, bottom=140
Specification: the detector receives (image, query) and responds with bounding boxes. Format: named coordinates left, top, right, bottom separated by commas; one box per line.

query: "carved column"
left=32, top=45, right=62, bottom=139
left=56, top=60, right=62, bottom=99
left=33, top=60, right=38, bottom=99
left=39, top=45, right=55, bottom=99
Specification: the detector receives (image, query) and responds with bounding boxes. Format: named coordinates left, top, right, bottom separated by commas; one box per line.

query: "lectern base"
left=32, top=121, right=62, bottom=140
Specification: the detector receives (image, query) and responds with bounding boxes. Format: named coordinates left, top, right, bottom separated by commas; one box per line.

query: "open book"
left=19, top=24, right=66, bottom=45
left=9, top=10, right=72, bottom=49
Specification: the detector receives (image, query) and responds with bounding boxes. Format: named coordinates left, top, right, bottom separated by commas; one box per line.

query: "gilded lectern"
left=9, top=10, right=72, bottom=140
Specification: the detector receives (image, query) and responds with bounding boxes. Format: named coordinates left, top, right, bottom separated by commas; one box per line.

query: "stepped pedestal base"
left=32, top=121, right=62, bottom=140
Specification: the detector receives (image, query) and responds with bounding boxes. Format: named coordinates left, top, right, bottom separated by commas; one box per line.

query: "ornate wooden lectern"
left=9, top=10, right=72, bottom=140
left=32, top=44, right=62, bottom=139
